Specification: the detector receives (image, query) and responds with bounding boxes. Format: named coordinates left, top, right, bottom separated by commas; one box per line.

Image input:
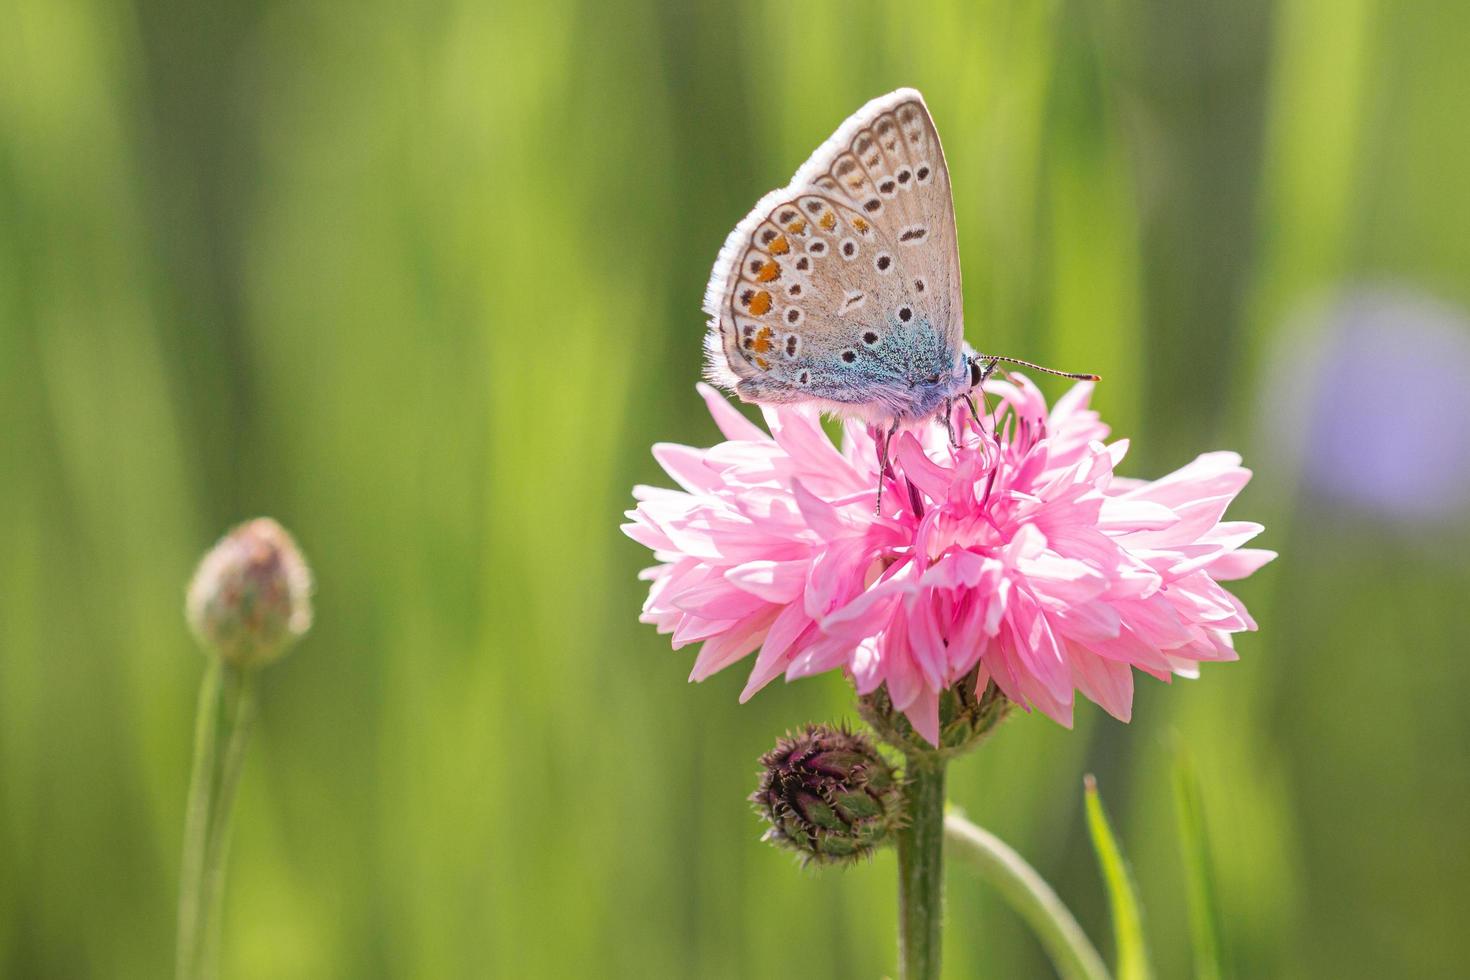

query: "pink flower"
left=624, top=378, right=1274, bottom=746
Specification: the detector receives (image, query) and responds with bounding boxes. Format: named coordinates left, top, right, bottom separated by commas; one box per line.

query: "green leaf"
left=1174, top=747, right=1226, bottom=980
left=1084, top=775, right=1151, bottom=980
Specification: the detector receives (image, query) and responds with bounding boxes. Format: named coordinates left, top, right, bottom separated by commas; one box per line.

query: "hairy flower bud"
left=859, top=669, right=1013, bottom=760
left=186, top=518, right=313, bottom=668
left=751, top=724, right=903, bottom=866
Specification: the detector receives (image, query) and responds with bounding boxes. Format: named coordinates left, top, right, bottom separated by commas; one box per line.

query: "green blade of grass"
left=1174, top=748, right=1225, bottom=980
left=1084, top=775, right=1151, bottom=980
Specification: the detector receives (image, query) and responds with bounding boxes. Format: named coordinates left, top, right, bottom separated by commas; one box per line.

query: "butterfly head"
left=966, top=354, right=986, bottom=389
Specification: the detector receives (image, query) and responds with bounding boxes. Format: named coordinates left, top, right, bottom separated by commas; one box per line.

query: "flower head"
left=751, top=723, right=902, bottom=866
left=624, top=378, right=1274, bottom=745
left=186, top=518, right=314, bottom=668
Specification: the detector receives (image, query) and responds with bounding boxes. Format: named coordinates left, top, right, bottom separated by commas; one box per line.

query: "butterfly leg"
left=966, top=357, right=1001, bottom=443
left=963, top=391, right=982, bottom=428
left=874, top=419, right=899, bottom=514
left=941, top=399, right=959, bottom=448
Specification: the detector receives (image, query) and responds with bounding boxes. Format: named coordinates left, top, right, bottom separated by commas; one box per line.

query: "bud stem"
left=897, top=756, right=946, bottom=980
left=943, top=812, right=1111, bottom=980
left=176, top=661, right=256, bottom=980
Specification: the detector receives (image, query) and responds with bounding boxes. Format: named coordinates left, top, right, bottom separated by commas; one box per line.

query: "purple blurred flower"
left=1268, top=288, right=1470, bottom=524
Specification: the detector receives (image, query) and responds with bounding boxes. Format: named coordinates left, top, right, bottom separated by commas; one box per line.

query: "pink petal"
left=1068, top=648, right=1134, bottom=722
left=1008, top=593, right=1072, bottom=705
left=687, top=607, right=775, bottom=681
left=851, top=637, right=884, bottom=694
left=652, top=443, right=721, bottom=494
left=698, top=382, right=768, bottom=442
left=621, top=519, right=675, bottom=553
left=1205, top=548, right=1277, bottom=581
left=764, top=405, right=856, bottom=481
left=804, top=537, right=878, bottom=619
left=948, top=591, right=992, bottom=674
left=739, top=602, right=814, bottom=701
left=821, top=559, right=915, bottom=634
left=724, top=560, right=809, bottom=603
left=905, top=687, right=943, bottom=747
left=882, top=626, right=923, bottom=712
left=1096, top=497, right=1180, bottom=532
left=672, top=580, right=767, bottom=619
left=784, top=634, right=856, bottom=680
left=671, top=614, right=737, bottom=648
left=1047, top=598, right=1122, bottom=643
left=1018, top=552, right=1109, bottom=603
left=894, top=432, right=954, bottom=502
left=791, top=479, right=857, bottom=541
left=1121, top=452, right=1249, bottom=509
left=906, top=591, right=948, bottom=692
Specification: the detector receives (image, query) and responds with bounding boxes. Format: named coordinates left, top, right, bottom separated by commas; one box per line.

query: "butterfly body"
left=703, top=88, right=971, bottom=425
left=727, top=315, right=967, bottom=422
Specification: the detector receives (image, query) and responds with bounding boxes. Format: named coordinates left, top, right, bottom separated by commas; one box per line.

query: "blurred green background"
left=3, top=0, right=1469, bottom=976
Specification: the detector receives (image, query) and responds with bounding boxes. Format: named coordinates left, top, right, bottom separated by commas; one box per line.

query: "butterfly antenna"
left=980, top=354, right=1100, bottom=382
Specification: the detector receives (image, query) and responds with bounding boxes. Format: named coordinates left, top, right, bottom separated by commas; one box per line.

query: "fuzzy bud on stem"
left=186, top=518, right=313, bottom=669
left=751, top=724, right=903, bottom=867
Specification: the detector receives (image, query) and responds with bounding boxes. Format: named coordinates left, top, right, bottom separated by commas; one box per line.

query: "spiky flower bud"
left=186, top=518, right=313, bottom=669
left=750, top=724, right=903, bottom=866
left=858, top=669, right=1013, bottom=760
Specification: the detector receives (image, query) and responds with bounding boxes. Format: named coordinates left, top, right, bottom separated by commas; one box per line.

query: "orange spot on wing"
left=819, top=211, right=837, bottom=231
left=756, top=261, right=781, bottom=283
left=787, top=218, right=807, bottom=234
left=853, top=217, right=870, bottom=233
left=755, top=356, right=770, bottom=370
left=748, top=291, right=772, bottom=315
left=768, top=235, right=790, bottom=255
left=752, top=326, right=775, bottom=354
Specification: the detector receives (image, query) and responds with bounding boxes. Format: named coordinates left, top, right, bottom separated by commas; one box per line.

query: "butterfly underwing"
left=703, top=88, right=971, bottom=424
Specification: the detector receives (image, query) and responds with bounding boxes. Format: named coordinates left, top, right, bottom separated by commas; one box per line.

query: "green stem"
left=176, top=661, right=220, bottom=979
left=176, top=662, right=255, bottom=980
left=944, top=812, right=1112, bottom=980
left=897, top=757, right=946, bottom=980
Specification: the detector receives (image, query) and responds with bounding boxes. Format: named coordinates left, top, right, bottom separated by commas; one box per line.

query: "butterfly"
left=702, top=88, right=1096, bottom=456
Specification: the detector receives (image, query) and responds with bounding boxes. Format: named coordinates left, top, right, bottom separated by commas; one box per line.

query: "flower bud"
left=186, top=518, right=313, bottom=668
left=858, top=669, right=1012, bottom=759
left=750, top=724, right=903, bottom=866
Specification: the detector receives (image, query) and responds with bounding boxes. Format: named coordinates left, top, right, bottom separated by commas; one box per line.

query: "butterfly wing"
left=703, top=88, right=964, bottom=420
